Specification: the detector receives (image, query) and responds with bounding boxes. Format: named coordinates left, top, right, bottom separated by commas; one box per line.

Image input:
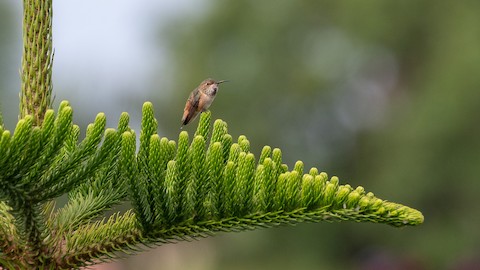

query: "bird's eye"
left=206, top=82, right=212, bottom=86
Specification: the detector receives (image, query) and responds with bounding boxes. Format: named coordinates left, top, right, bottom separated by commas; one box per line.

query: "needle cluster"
left=0, top=103, right=423, bottom=268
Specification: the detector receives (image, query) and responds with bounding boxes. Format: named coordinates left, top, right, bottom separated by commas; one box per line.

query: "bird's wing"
left=181, top=90, right=201, bottom=125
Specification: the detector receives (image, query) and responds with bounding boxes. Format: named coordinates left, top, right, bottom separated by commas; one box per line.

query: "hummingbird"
left=181, top=78, right=228, bottom=128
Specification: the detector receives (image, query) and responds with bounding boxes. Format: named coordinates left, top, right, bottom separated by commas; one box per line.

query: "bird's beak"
left=216, top=80, right=229, bottom=84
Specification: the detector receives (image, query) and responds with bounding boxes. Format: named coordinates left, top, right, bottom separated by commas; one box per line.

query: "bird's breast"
left=198, top=93, right=215, bottom=112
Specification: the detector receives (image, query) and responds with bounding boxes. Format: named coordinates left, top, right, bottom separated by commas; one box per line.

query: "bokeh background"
left=1, top=1, right=480, bottom=269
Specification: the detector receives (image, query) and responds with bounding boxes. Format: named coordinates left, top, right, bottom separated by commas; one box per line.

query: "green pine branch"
left=20, top=0, right=54, bottom=125
left=0, top=103, right=423, bottom=268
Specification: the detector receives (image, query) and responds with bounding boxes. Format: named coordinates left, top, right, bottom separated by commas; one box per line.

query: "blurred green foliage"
left=0, top=2, right=17, bottom=129
left=153, top=0, right=480, bottom=269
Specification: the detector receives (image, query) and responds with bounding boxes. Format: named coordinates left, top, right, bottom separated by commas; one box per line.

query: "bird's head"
left=200, top=78, right=228, bottom=96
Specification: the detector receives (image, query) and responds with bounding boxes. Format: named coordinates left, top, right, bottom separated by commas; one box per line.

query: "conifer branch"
left=0, top=101, right=423, bottom=268
left=20, top=0, right=54, bottom=125
left=122, top=104, right=423, bottom=238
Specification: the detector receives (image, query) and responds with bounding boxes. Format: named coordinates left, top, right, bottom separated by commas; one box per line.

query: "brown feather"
left=181, top=89, right=201, bottom=125
left=197, top=93, right=209, bottom=112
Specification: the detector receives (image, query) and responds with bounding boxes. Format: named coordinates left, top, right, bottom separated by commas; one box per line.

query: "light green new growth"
left=0, top=103, right=423, bottom=268
left=20, top=0, right=54, bottom=125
